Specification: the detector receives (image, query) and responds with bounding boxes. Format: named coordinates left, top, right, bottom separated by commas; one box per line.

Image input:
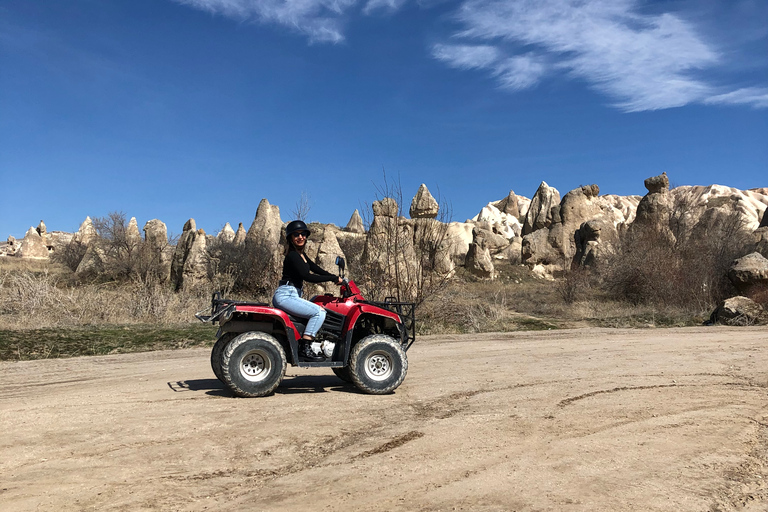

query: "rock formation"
left=73, top=217, right=97, bottom=246
left=218, top=223, right=235, bottom=243
left=728, top=252, right=768, bottom=296
left=313, top=228, right=346, bottom=293
left=465, top=228, right=495, bottom=279
left=494, top=190, right=520, bottom=218
left=170, top=219, right=199, bottom=290
left=344, top=210, right=365, bottom=234
left=126, top=217, right=142, bottom=248
left=75, top=244, right=106, bottom=277
left=628, top=172, right=675, bottom=245
left=372, top=197, right=398, bottom=218
left=246, top=199, right=283, bottom=256
left=409, top=184, right=439, bottom=219
left=143, top=219, right=170, bottom=282
left=709, top=296, right=767, bottom=326
left=523, top=182, right=561, bottom=235
left=233, top=223, right=247, bottom=245
left=18, top=227, right=49, bottom=259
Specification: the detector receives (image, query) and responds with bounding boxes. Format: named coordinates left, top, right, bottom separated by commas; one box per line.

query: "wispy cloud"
left=704, top=87, right=768, bottom=109
left=172, top=0, right=767, bottom=111
left=433, top=44, right=545, bottom=90
left=434, top=0, right=767, bottom=111
left=173, top=0, right=359, bottom=43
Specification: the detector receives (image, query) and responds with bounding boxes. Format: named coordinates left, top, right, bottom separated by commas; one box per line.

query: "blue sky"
left=1, top=0, right=766, bottom=239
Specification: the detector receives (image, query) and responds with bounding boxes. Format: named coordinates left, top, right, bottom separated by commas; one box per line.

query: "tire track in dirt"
left=557, top=382, right=766, bottom=408
left=709, top=417, right=768, bottom=511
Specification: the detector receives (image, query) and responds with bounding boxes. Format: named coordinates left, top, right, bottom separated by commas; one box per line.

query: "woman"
left=273, top=220, right=342, bottom=361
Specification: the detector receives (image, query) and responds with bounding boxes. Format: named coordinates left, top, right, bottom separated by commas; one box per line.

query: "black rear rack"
left=195, top=292, right=269, bottom=324
left=367, top=297, right=416, bottom=350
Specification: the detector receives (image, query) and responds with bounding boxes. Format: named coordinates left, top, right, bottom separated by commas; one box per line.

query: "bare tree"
left=291, top=191, right=312, bottom=222
left=359, top=171, right=453, bottom=307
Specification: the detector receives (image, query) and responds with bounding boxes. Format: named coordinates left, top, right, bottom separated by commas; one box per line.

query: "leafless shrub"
left=597, top=209, right=754, bottom=312
left=557, top=266, right=593, bottom=304
left=52, top=240, right=87, bottom=272
left=291, top=191, right=312, bottom=222
left=205, top=237, right=278, bottom=301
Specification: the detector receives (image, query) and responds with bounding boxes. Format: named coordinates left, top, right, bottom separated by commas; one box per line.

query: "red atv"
left=196, top=258, right=415, bottom=397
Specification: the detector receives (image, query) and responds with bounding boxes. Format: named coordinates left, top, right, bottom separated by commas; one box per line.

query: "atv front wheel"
left=210, top=332, right=237, bottom=383
left=332, top=366, right=353, bottom=383
left=349, top=335, right=407, bottom=394
left=222, top=332, right=287, bottom=397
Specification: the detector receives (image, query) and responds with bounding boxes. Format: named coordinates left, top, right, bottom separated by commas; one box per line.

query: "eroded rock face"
left=18, top=227, right=49, bottom=259
left=170, top=221, right=209, bottom=290
left=574, top=219, right=616, bottom=267
left=629, top=172, right=675, bottom=245
left=409, top=184, right=439, bottom=219
left=75, top=244, right=106, bottom=276
left=754, top=227, right=768, bottom=258
left=126, top=217, right=142, bottom=248
left=523, top=182, right=561, bottom=235
left=218, top=223, right=235, bottom=243
left=709, top=296, right=767, bottom=326
left=144, top=220, right=168, bottom=250
left=372, top=198, right=398, bottom=218
left=313, top=228, right=346, bottom=294
left=466, top=228, right=495, bottom=279
left=181, top=229, right=209, bottom=289
left=170, top=219, right=197, bottom=290
left=233, top=223, right=247, bottom=245
left=443, top=222, right=474, bottom=265
left=728, top=252, right=768, bottom=296
left=672, top=185, right=768, bottom=232
left=143, top=219, right=170, bottom=282
left=473, top=203, right=521, bottom=240
left=494, top=190, right=520, bottom=218
left=344, top=209, right=365, bottom=234
left=246, top=199, right=283, bottom=255
left=73, top=217, right=97, bottom=246
left=5, top=236, right=17, bottom=256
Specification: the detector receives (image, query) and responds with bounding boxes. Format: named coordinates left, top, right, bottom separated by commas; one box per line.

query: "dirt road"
left=1, top=326, right=767, bottom=511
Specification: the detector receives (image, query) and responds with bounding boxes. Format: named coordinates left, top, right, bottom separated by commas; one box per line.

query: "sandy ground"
left=1, top=326, right=767, bottom=512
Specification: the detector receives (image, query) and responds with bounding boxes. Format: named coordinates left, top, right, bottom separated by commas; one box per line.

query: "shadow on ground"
left=167, top=375, right=358, bottom=397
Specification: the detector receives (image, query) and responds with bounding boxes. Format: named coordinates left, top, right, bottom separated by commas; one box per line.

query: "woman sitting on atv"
left=273, top=220, right=343, bottom=361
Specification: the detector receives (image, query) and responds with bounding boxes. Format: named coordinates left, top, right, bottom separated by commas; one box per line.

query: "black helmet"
left=286, top=220, right=310, bottom=238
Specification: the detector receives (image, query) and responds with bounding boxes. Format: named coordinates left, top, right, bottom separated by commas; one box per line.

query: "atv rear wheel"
left=222, top=332, right=287, bottom=397
left=210, top=332, right=237, bottom=383
left=349, top=334, right=407, bottom=394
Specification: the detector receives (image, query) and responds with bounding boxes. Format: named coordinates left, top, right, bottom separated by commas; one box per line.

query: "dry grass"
left=0, top=258, right=209, bottom=330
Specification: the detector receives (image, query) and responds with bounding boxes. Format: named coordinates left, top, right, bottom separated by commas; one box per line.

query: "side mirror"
left=335, top=256, right=346, bottom=272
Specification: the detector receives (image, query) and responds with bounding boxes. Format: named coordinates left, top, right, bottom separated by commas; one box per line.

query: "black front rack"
left=367, top=297, right=416, bottom=350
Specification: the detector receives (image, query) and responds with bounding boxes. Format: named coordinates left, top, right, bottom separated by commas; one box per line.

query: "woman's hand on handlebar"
left=336, top=276, right=344, bottom=285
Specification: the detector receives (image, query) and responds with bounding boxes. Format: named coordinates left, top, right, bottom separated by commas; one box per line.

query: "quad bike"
left=196, top=257, right=415, bottom=397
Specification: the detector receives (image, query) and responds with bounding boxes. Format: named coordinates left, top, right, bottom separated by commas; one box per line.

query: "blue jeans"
left=272, top=285, right=326, bottom=338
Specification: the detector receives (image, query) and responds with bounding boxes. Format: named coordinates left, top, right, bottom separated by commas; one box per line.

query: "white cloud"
left=363, top=0, right=408, bottom=14
left=704, top=87, right=768, bottom=109
left=432, top=43, right=545, bottom=90
left=432, top=43, right=501, bottom=69
left=174, top=0, right=359, bottom=43
left=440, top=0, right=727, bottom=111
left=493, top=55, right=546, bottom=90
